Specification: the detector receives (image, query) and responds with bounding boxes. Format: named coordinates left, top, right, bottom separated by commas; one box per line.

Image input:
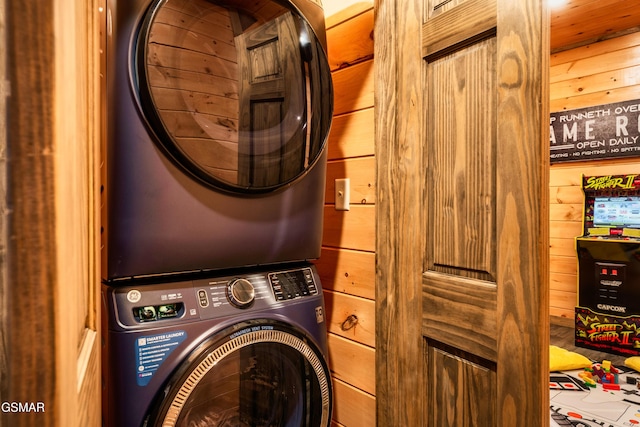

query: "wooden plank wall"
left=549, top=31, right=640, bottom=320
left=314, top=3, right=375, bottom=426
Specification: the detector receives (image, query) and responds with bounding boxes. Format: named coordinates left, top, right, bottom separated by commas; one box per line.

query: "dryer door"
left=145, top=320, right=332, bottom=427
left=134, top=0, right=333, bottom=194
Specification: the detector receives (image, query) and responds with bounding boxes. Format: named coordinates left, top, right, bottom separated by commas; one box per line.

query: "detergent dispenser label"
left=135, top=330, right=186, bottom=386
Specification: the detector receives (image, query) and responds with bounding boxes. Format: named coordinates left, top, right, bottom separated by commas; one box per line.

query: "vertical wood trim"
left=374, top=0, right=424, bottom=425
left=4, top=1, right=57, bottom=426
left=0, top=0, right=7, bottom=411
left=495, top=0, right=549, bottom=425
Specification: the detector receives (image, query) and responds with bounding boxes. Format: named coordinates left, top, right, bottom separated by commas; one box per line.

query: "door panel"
left=423, top=273, right=497, bottom=361
left=427, top=37, right=496, bottom=281
left=423, top=0, right=497, bottom=60
left=375, top=0, right=549, bottom=425
left=427, top=343, right=496, bottom=426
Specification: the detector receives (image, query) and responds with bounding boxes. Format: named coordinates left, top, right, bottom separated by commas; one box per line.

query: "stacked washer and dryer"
left=101, top=0, right=334, bottom=425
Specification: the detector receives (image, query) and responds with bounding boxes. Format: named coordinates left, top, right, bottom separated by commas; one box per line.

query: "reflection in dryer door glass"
left=139, top=0, right=333, bottom=191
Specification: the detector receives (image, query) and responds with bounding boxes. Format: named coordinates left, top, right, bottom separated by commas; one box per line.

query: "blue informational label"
left=135, top=330, right=187, bottom=386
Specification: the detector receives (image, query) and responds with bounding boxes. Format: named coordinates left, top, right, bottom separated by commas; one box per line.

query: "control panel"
left=268, top=267, right=318, bottom=301
left=109, top=265, right=321, bottom=328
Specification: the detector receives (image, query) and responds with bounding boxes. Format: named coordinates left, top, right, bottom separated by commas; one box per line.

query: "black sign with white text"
left=550, top=99, right=640, bottom=164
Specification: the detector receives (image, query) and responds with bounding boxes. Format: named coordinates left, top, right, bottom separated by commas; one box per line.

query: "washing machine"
left=102, top=263, right=332, bottom=427
left=103, top=0, right=333, bottom=282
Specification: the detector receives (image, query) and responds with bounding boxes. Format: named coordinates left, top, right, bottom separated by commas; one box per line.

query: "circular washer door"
left=135, top=0, right=333, bottom=193
left=145, top=320, right=332, bottom=427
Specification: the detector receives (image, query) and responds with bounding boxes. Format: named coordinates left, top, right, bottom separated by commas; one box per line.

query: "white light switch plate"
left=335, top=178, right=350, bottom=211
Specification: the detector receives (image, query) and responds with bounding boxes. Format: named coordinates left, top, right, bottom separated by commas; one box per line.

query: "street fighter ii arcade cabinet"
left=575, top=173, right=640, bottom=356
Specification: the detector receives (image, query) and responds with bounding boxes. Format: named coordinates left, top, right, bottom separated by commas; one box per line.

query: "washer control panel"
left=226, top=278, right=256, bottom=308
left=107, top=265, right=322, bottom=328
left=268, top=267, right=318, bottom=301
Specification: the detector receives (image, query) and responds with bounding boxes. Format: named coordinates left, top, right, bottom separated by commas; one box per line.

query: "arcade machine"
left=575, top=173, right=640, bottom=356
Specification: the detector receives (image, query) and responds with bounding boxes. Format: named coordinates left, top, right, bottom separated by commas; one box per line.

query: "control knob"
left=227, top=278, right=255, bottom=308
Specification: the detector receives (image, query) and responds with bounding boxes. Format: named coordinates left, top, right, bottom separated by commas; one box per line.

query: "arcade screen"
left=593, top=196, right=640, bottom=228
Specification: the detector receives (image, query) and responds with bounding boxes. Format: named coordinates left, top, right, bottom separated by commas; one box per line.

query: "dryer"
left=104, top=0, right=333, bottom=281
left=102, top=263, right=332, bottom=427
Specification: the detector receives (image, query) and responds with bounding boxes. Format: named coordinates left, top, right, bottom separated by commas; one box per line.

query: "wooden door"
left=375, top=0, right=549, bottom=425
left=2, top=0, right=103, bottom=426
left=236, top=12, right=306, bottom=187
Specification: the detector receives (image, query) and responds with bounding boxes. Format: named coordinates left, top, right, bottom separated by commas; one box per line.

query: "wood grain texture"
left=374, top=0, right=424, bottom=424
left=3, top=0, right=102, bottom=425
left=426, top=343, right=497, bottom=426
left=54, top=0, right=102, bottom=425
left=315, top=247, right=375, bottom=300
left=327, top=334, right=376, bottom=395
left=550, top=31, right=640, bottom=68
left=326, top=108, right=374, bottom=160
left=322, top=205, right=375, bottom=251
left=551, top=86, right=640, bottom=112
left=331, top=378, right=376, bottom=427
left=550, top=272, right=578, bottom=293
left=550, top=0, right=640, bottom=52
left=331, top=60, right=374, bottom=115
left=495, top=0, right=549, bottom=425
left=325, top=1, right=372, bottom=30
left=423, top=272, right=497, bottom=361
left=323, top=6, right=378, bottom=424
left=4, top=1, right=57, bottom=425
left=324, top=289, right=375, bottom=347
left=0, top=0, right=6, bottom=410
left=422, top=0, right=497, bottom=60
left=427, top=36, right=496, bottom=281
left=326, top=6, right=374, bottom=71
left=550, top=237, right=578, bottom=257
left=550, top=45, right=640, bottom=84
left=550, top=65, right=640, bottom=100
left=325, top=157, right=375, bottom=204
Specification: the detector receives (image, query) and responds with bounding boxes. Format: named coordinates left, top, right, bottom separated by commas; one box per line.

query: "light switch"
left=335, top=178, right=350, bottom=211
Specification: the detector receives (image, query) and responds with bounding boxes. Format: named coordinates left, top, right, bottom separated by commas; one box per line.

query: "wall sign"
left=550, top=99, right=640, bottom=164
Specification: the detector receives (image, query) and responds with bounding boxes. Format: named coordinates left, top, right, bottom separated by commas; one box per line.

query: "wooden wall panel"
left=316, top=247, right=375, bottom=299
left=549, top=237, right=576, bottom=257
left=326, top=7, right=373, bottom=70
left=551, top=272, right=577, bottom=293
left=332, top=60, right=374, bottom=115
left=327, top=108, right=375, bottom=160
left=325, top=157, right=375, bottom=204
left=324, top=290, right=375, bottom=347
left=319, top=4, right=376, bottom=426
left=327, top=334, right=376, bottom=395
left=549, top=31, right=640, bottom=319
left=322, top=205, right=375, bottom=251
left=331, top=379, right=376, bottom=427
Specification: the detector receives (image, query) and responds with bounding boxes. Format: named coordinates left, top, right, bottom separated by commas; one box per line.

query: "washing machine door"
left=145, top=320, right=332, bottom=427
left=134, top=0, right=333, bottom=194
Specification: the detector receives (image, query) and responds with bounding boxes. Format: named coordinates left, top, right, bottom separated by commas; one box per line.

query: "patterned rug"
left=550, top=363, right=640, bottom=426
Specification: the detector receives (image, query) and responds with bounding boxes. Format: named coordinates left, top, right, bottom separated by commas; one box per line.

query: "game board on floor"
left=550, top=361, right=640, bottom=426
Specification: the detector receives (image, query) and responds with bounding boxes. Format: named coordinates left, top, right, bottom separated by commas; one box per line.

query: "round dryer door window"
left=135, top=0, right=333, bottom=193
left=145, top=320, right=332, bottom=427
